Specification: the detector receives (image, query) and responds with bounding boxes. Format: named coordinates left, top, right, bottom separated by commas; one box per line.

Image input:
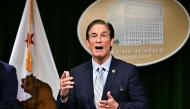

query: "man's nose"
left=96, top=36, right=101, bottom=43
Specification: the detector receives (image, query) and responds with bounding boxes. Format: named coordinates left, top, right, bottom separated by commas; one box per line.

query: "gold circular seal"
left=77, top=0, right=190, bottom=66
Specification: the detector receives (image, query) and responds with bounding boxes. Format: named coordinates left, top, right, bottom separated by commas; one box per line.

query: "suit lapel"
left=84, top=61, right=96, bottom=109
left=83, top=58, right=119, bottom=107
left=102, top=57, right=119, bottom=100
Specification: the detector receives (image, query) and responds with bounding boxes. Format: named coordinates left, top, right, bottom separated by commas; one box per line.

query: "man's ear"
left=111, top=38, right=114, bottom=46
left=86, top=39, right=89, bottom=48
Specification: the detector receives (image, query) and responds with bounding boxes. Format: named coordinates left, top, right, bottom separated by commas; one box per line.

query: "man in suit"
left=0, top=61, right=18, bottom=109
left=57, top=19, right=149, bottom=109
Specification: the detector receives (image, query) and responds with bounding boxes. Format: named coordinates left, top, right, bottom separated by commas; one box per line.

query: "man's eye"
left=101, top=34, right=107, bottom=37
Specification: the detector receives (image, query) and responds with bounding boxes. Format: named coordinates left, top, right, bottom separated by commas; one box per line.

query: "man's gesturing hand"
left=97, top=91, right=119, bottom=109
left=59, top=71, right=74, bottom=101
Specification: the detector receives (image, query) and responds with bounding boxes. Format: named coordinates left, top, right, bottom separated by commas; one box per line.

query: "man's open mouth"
left=95, top=46, right=103, bottom=50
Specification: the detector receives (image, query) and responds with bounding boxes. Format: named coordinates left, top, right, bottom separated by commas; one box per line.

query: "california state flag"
left=9, top=0, right=59, bottom=108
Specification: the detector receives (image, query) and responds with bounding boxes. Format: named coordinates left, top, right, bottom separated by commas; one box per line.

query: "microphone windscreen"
left=120, top=85, right=123, bottom=91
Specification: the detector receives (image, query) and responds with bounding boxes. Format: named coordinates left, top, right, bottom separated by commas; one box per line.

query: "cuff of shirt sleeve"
left=60, top=97, right=66, bottom=103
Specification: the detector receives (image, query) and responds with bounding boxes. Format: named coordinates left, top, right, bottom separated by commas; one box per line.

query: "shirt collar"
left=92, top=55, right=112, bottom=73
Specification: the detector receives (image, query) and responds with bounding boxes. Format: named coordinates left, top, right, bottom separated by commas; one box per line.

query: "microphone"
left=120, top=85, right=123, bottom=109
left=120, top=85, right=123, bottom=91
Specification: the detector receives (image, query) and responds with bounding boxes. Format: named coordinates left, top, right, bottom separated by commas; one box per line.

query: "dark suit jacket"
left=57, top=56, right=149, bottom=109
left=0, top=61, right=18, bottom=109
